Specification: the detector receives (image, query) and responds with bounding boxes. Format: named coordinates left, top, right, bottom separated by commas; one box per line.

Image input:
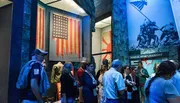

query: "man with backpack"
left=16, top=49, right=50, bottom=103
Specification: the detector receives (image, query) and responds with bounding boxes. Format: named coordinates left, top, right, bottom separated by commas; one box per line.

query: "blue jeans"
left=21, top=100, right=38, bottom=103
left=106, top=99, right=119, bottom=103
left=61, top=97, right=75, bottom=103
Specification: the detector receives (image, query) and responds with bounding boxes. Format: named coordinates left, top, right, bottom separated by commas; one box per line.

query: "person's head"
left=138, top=60, right=143, bottom=69
left=124, top=65, right=130, bottom=75
left=102, top=59, right=109, bottom=68
left=86, top=62, right=95, bottom=73
left=42, top=59, right=47, bottom=68
left=31, top=49, right=48, bottom=62
left=169, top=60, right=179, bottom=70
left=131, top=67, right=137, bottom=76
left=80, top=61, right=87, bottom=70
left=100, top=65, right=107, bottom=75
left=63, top=63, right=73, bottom=73
left=157, top=61, right=176, bottom=79
left=111, top=59, right=122, bottom=71
left=145, top=61, right=176, bottom=97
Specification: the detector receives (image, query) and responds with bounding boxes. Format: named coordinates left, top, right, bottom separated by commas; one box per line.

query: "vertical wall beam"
left=8, top=0, right=37, bottom=102
left=112, top=0, right=129, bottom=65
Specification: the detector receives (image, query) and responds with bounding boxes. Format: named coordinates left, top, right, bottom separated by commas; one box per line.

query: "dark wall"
left=0, top=4, right=12, bottom=103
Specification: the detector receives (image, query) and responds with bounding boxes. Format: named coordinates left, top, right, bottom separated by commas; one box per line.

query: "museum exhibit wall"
left=37, top=1, right=91, bottom=63
left=92, top=25, right=111, bottom=73
left=127, top=0, right=179, bottom=76
left=92, top=28, right=101, bottom=72
left=101, top=26, right=112, bottom=62
left=0, top=4, right=12, bottom=103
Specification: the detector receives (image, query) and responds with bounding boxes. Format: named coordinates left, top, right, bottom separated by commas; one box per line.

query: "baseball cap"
left=31, top=49, right=48, bottom=56
left=112, top=59, right=122, bottom=68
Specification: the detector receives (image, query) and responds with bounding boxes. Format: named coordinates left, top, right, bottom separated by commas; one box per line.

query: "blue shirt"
left=171, top=71, right=180, bottom=94
left=20, top=63, right=41, bottom=100
left=145, top=77, right=179, bottom=103
left=103, top=67, right=125, bottom=99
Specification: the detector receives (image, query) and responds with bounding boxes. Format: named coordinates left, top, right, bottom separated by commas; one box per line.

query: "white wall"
left=92, top=26, right=111, bottom=74
left=92, top=28, right=101, bottom=54
left=92, top=28, right=101, bottom=73
left=0, top=4, right=12, bottom=103
left=102, top=25, right=111, bottom=33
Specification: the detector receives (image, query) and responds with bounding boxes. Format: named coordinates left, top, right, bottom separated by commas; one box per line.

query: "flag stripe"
left=78, top=21, right=80, bottom=58
left=39, top=8, right=42, bottom=48
left=66, top=39, right=68, bottom=54
left=36, top=7, right=45, bottom=50
left=40, top=8, right=44, bottom=50
left=59, top=39, right=61, bottom=56
left=67, top=18, right=71, bottom=55
left=130, top=1, right=147, bottom=11
left=110, top=31, right=112, bottom=59
left=61, top=39, right=64, bottom=56
left=70, top=19, right=73, bottom=54
left=56, top=39, right=59, bottom=56
left=72, top=19, right=74, bottom=53
left=74, top=19, right=77, bottom=54
left=36, top=7, right=40, bottom=49
left=42, top=9, right=44, bottom=49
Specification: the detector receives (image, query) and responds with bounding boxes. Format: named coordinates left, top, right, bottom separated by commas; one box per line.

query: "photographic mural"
left=170, top=0, right=180, bottom=37
left=127, top=0, right=180, bottom=50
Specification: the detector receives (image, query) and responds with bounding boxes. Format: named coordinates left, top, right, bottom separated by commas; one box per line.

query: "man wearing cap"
left=103, top=59, right=126, bottom=103
left=16, top=49, right=50, bottom=103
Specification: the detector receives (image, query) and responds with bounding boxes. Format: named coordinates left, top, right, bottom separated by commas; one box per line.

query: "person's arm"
left=142, top=69, right=149, bottom=78
left=31, top=79, right=43, bottom=103
left=116, top=73, right=126, bottom=95
left=30, top=63, right=43, bottom=103
left=50, top=65, right=56, bottom=83
left=165, top=81, right=180, bottom=103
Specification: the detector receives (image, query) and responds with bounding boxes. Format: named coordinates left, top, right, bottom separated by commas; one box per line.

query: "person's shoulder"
left=175, top=71, right=180, bottom=77
left=32, top=62, right=41, bottom=67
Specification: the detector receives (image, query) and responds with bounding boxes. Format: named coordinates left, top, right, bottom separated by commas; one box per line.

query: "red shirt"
left=77, top=67, right=84, bottom=86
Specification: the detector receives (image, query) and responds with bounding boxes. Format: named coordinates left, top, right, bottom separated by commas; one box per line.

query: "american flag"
left=52, top=13, right=81, bottom=58
left=36, top=6, right=45, bottom=50
left=130, top=0, right=147, bottom=11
